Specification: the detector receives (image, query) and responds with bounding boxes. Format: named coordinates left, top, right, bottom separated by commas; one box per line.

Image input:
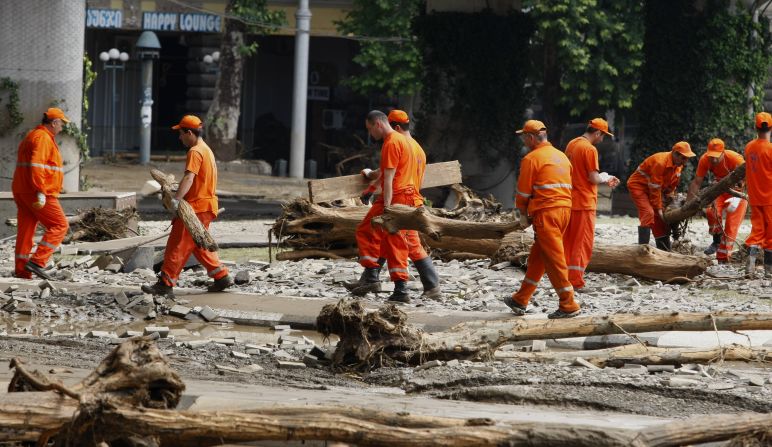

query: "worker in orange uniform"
left=563, top=118, right=620, bottom=290
left=346, top=110, right=441, bottom=300
left=352, top=110, right=418, bottom=303
left=142, top=115, right=233, bottom=296
left=503, top=120, right=581, bottom=319
left=685, top=138, right=746, bottom=263
left=626, top=142, right=696, bottom=251
left=12, top=107, right=71, bottom=280
left=743, top=112, right=772, bottom=277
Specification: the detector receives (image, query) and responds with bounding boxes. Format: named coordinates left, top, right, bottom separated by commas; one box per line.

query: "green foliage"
left=415, top=10, right=534, bottom=165
left=0, top=77, right=23, bottom=137
left=526, top=0, right=644, bottom=116
left=632, top=0, right=771, bottom=186
left=336, top=0, right=422, bottom=96
left=232, top=0, right=285, bottom=55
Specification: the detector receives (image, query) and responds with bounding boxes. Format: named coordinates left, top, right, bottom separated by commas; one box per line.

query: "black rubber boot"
left=655, top=236, right=671, bottom=252
left=350, top=267, right=382, bottom=296
left=765, top=250, right=772, bottom=278
left=141, top=279, right=173, bottom=296
left=637, top=226, right=651, bottom=245
left=746, top=246, right=760, bottom=276
left=704, top=233, right=722, bottom=255
left=344, top=259, right=383, bottom=292
left=24, top=261, right=53, bottom=280
left=387, top=280, right=410, bottom=303
left=208, top=274, right=234, bottom=292
left=413, top=257, right=441, bottom=300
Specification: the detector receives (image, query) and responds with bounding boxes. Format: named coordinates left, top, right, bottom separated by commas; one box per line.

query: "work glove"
left=599, top=172, right=620, bottom=188
left=724, top=197, right=741, bottom=213
left=169, top=198, right=180, bottom=212
left=360, top=190, right=374, bottom=205
left=361, top=168, right=373, bottom=180
left=32, top=192, right=46, bottom=210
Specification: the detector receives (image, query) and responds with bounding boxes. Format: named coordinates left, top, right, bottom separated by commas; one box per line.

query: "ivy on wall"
left=0, top=77, right=23, bottom=137
left=631, top=0, right=771, bottom=187
left=414, top=10, right=534, bottom=166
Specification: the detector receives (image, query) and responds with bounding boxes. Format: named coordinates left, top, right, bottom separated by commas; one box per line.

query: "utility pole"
left=289, top=0, right=311, bottom=178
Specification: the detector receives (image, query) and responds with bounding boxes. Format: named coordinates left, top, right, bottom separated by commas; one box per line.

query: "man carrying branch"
left=142, top=115, right=233, bottom=296
left=685, top=138, right=746, bottom=263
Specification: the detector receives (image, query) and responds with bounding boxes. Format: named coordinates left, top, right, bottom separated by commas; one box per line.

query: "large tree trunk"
left=317, top=300, right=772, bottom=367
left=372, top=204, right=523, bottom=240
left=205, top=0, right=245, bottom=162
left=496, top=343, right=770, bottom=368
left=664, top=163, right=745, bottom=224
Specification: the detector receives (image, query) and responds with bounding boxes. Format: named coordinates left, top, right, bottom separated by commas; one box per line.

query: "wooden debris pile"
left=64, top=207, right=139, bottom=243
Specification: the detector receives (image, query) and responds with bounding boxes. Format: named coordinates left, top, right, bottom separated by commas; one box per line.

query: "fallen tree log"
left=664, top=163, right=745, bottom=224
left=151, top=168, right=217, bottom=251
left=1, top=391, right=769, bottom=447
left=492, top=231, right=709, bottom=282
left=317, top=300, right=772, bottom=367
left=373, top=204, right=523, bottom=241
left=494, top=343, right=771, bottom=368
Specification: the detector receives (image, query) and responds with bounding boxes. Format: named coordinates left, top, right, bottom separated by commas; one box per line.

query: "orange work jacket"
left=184, top=140, right=219, bottom=215
left=565, top=136, right=600, bottom=211
left=626, top=152, right=682, bottom=210
left=516, top=141, right=572, bottom=215
left=745, top=139, right=772, bottom=206
left=380, top=131, right=418, bottom=197
left=12, top=125, right=63, bottom=196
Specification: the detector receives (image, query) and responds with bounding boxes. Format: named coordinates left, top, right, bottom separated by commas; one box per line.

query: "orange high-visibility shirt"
left=184, top=140, right=219, bottom=215
left=380, top=131, right=418, bottom=196
left=626, top=152, right=682, bottom=210
left=408, top=136, right=427, bottom=206
left=565, top=136, right=600, bottom=211
left=695, top=149, right=744, bottom=180
left=516, top=141, right=572, bottom=215
left=12, top=126, right=63, bottom=196
left=745, top=139, right=772, bottom=206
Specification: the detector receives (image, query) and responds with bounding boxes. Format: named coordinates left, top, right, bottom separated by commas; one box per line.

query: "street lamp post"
left=136, top=31, right=161, bottom=165
left=99, top=48, right=129, bottom=158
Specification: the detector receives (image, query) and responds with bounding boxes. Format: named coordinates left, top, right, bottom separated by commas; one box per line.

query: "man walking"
left=504, top=120, right=580, bottom=319
left=563, top=118, right=620, bottom=290
left=142, top=115, right=233, bottom=295
left=347, top=110, right=440, bottom=299
left=12, top=107, right=70, bottom=280
left=352, top=110, right=418, bottom=303
left=626, top=142, right=696, bottom=251
left=743, top=112, right=772, bottom=276
left=685, top=138, right=746, bottom=263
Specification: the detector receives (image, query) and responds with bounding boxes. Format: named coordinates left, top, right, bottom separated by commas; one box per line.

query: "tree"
left=335, top=0, right=422, bottom=97
left=525, top=0, right=644, bottom=143
left=206, top=0, right=284, bottom=161
left=631, top=0, right=771, bottom=183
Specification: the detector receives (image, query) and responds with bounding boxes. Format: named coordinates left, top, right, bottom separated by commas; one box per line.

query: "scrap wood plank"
left=308, top=160, right=462, bottom=203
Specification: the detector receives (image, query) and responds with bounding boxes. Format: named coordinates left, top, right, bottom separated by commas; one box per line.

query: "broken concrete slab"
left=199, top=305, right=218, bottom=322
left=277, top=360, right=306, bottom=370
left=114, top=291, right=129, bottom=306
left=119, top=330, right=143, bottom=338
left=143, top=326, right=170, bottom=338
left=123, top=246, right=155, bottom=273
left=168, top=304, right=191, bottom=318
left=231, top=351, right=250, bottom=359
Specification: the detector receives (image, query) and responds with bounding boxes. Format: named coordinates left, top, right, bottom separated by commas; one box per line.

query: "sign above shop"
left=142, top=11, right=221, bottom=32
left=86, top=9, right=123, bottom=29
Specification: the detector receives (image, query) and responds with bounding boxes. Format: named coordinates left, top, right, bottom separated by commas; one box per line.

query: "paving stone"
left=231, top=351, right=250, bottom=359
left=119, top=330, right=143, bottom=338
left=168, top=305, right=191, bottom=318
left=210, top=338, right=236, bottom=346
left=39, top=288, right=51, bottom=299
left=749, top=376, right=766, bottom=387
left=273, top=324, right=292, bottom=331
left=86, top=331, right=112, bottom=338
left=114, top=292, right=129, bottom=306
left=59, top=245, right=79, bottom=256
left=647, top=365, right=675, bottom=373
left=104, top=263, right=123, bottom=273
left=38, top=280, right=54, bottom=290
left=143, top=326, right=170, bottom=338
left=199, top=305, right=218, bottom=322
left=415, top=360, right=443, bottom=371
left=668, top=377, right=702, bottom=387
left=707, top=382, right=736, bottom=390
left=445, top=359, right=460, bottom=367
left=185, top=340, right=211, bottom=349
left=531, top=340, right=547, bottom=352
left=277, top=360, right=307, bottom=370
left=73, top=255, right=93, bottom=266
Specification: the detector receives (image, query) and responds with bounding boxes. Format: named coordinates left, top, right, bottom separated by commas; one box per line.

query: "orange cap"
left=45, top=107, right=70, bottom=123
left=705, top=138, right=725, bottom=158
left=172, top=115, right=203, bottom=130
left=588, top=117, right=613, bottom=137
left=672, top=141, right=696, bottom=158
left=387, top=109, right=409, bottom=124
left=515, top=120, right=547, bottom=135
left=755, top=112, right=772, bottom=130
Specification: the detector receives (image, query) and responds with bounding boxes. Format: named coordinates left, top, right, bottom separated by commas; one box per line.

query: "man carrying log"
left=685, top=138, right=746, bottom=263
left=503, top=120, right=581, bottom=319
left=346, top=110, right=441, bottom=299
left=349, top=111, right=420, bottom=303
left=12, top=107, right=71, bottom=280
left=743, top=112, right=772, bottom=277
left=142, top=115, right=233, bottom=296
left=563, top=118, right=620, bottom=290
left=626, top=142, right=696, bottom=251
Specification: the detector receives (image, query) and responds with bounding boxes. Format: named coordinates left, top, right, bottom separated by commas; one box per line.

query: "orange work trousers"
left=746, top=205, right=772, bottom=254
left=705, top=193, right=748, bottom=261
left=512, top=207, right=579, bottom=313
left=563, top=209, right=596, bottom=290
left=13, top=193, right=69, bottom=279
left=354, top=190, right=417, bottom=281
left=629, top=185, right=669, bottom=238
left=160, top=211, right=229, bottom=287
